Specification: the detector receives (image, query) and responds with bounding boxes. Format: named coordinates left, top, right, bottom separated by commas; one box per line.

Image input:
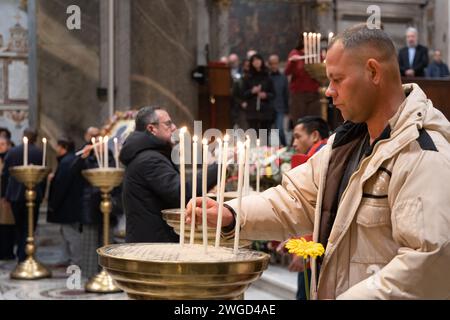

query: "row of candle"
left=179, top=129, right=259, bottom=254
left=90, top=136, right=120, bottom=169
left=22, top=137, right=47, bottom=167
left=303, top=32, right=334, bottom=64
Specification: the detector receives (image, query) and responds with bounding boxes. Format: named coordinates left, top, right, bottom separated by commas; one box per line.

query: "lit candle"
left=216, top=138, right=222, bottom=204
left=308, top=32, right=313, bottom=65
left=202, top=138, right=209, bottom=252
left=317, top=33, right=322, bottom=63
left=256, top=139, right=261, bottom=193
left=328, top=32, right=334, bottom=46
left=42, top=138, right=47, bottom=167
left=312, top=33, right=317, bottom=64
left=303, top=32, right=308, bottom=64
left=215, top=135, right=229, bottom=248
left=234, top=140, right=245, bottom=254
left=113, top=137, right=119, bottom=168
left=179, top=128, right=187, bottom=246
left=190, top=136, right=198, bottom=245
left=23, top=137, right=28, bottom=166
left=104, top=136, right=109, bottom=168
left=92, top=137, right=101, bottom=168
left=98, top=136, right=103, bottom=168
left=243, top=136, right=250, bottom=196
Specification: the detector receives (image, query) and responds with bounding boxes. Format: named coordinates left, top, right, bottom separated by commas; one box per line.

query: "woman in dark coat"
left=242, top=54, right=276, bottom=131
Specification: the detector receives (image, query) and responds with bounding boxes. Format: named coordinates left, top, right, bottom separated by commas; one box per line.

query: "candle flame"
left=202, top=138, right=208, bottom=145
left=42, top=138, right=47, bottom=143
left=180, top=127, right=187, bottom=135
left=114, top=137, right=118, bottom=143
left=23, top=137, right=28, bottom=143
left=224, top=134, right=230, bottom=142
left=257, top=139, right=260, bottom=147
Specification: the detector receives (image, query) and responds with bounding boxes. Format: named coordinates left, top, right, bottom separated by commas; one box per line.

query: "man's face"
left=56, top=145, right=67, bottom=157
left=325, top=42, right=375, bottom=123
left=0, top=139, right=10, bottom=154
left=268, top=56, right=280, bottom=73
left=433, top=50, right=442, bottom=63
left=85, top=127, right=100, bottom=143
left=406, top=31, right=418, bottom=48
left=229, top=54, right=240, bottom=68
left=148, top=110, right=177, bottom=144
left=292, top=124, right=317, bottom=154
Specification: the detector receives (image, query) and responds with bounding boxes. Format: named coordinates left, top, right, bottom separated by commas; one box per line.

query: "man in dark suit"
left=1, top=128, right=46, bottom=262
left=398, top=27, right=429, bottom=77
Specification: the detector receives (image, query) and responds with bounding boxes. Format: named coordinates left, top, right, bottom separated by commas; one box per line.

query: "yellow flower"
left=285, top=238, right=325, bottom=260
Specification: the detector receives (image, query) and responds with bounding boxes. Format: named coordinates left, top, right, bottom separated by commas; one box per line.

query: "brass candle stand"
left=9, top=166, right=51, bottom=280
left=81, top=168, right=124, bottom=293
left=304, top=62, right=329, bottom=121
left=98, top=243, right=270, bottom=300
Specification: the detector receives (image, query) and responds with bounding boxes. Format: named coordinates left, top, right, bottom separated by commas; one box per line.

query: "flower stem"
left=303, top=259, right=310, bottom=300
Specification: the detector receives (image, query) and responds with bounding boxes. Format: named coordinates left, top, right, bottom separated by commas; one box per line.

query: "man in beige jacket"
left=187, top=25, right=450, bottom=299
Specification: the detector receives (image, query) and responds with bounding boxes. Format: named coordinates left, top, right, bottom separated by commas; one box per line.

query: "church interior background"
left=0, top=0, right=449, bottom=300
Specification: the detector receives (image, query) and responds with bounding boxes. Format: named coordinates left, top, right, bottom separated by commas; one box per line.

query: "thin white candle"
left=308, top=32, right=313, bottom=64
left=23, top=137, right=28, bottom=166
left=179, top=128, right=187, bottom=246
left=303, top=32, right=308, bottom=64
left=328, top=32, right=334, bottom=46
left=312, top=33, right=317, bottom=64
left=215, top=135, right=229, bottom=248
left=92, top=138, right=101, bottom=168
left=216, top=138, right=222, bottom=204
left=317, top=33, right=322, bottom=63
left=98, top=136, right=103, bottom=168
left=190, top=136, right=198, bottom=245
left=113, top=137, right=119, bottom=168
left=256, top=139, right=260, bottom=193
left=243, top=136, right=250, bottom=196
left=202, top=138, right=209, bottom=252
left=234, top=141, right=245, bottom=254
left=42, top=138, right=47, bottom=167
left=104, top=136, right=109, bottom=168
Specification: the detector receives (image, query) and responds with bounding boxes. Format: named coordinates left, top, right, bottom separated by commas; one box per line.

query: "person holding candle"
left=285, top=36, right=321, bottom=124
left=119, top=106, right=218, bottom=244
left=47, top=137, right=84, bottom=267
left=187, top=25, right=450, bottom=300
left=0, top=129, right=46, bottom=263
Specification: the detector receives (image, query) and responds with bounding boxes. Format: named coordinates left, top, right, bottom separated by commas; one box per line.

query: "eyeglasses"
left=151, top=120, right=174, bottom=127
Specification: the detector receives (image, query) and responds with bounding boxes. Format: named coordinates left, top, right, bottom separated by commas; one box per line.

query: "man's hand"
left=289, top=54, right=302, bottom=62
left=81, top=145, right=94, bottom=159
left=288, top=255, right=305, bottom=272
left=258, top=92, right=267, bottom=100
left=186, top=197, right=234, bottom=228
left=251, top=85, right=262, bottom=94
left=405, top=69, right=415, bottom=77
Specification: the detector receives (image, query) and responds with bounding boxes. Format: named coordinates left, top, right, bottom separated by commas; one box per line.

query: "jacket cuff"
left=221, top=203, right=236, bottom=240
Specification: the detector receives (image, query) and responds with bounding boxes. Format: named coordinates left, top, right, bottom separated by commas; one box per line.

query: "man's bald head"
left=329, top=24, right=398, bottom=67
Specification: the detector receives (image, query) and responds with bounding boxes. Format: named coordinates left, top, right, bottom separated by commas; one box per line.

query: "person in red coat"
left=285, top=38, right=321, bottom=123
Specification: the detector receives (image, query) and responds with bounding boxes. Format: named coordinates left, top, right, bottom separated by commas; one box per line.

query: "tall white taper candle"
left=179, top=128, right=187, bottom=246
left=202, top=138, right=209, bottom=252
left=215, top=135, right=229, bottom=248
left=114, top=137, right=119, bottom=168
left=104, top=136, right=109, bottom=168
left=23, top=137, right=28, bottom=166
left=42, top=138, right=47, bottom=167
left=216, top=138, right=222, bottom=205
left=190, top=136, right=198, bottom=245
left=234, top=141, right=245, bottom=254
left=256, top=139, right=260, bottom=193
left=303, top=32, right=308, bottom=64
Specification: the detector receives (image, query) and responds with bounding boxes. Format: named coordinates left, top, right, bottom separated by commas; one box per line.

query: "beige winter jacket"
left=226, top=84, right=450, bottom=299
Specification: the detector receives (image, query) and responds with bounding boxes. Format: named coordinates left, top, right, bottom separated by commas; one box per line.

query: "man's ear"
left=146, top=124, right=155, bottom=135
left=311, top=130, right=320, bottom=143
left=366, top=58, right=381, bottom=85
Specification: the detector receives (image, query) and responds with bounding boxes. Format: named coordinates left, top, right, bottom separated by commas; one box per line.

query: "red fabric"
left=291, top=154, right=309, bottom=169
left=285, top=49, right=320, bottom=93
left=306, top=139, right=328, bottom=159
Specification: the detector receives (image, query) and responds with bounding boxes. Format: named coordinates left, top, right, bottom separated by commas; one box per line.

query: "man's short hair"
left=135, top=106, right=165, bottom=132
left=57, top=137, right=75, bottom=153
left=330, top=24, right=396, bottom=62
left=296, top=116, right=330, bottom=140
left=23, top=128, right=38, bottom=144
left=0, top=127, right=12, bottom=140
left=406, top=27, right=418, bottom=35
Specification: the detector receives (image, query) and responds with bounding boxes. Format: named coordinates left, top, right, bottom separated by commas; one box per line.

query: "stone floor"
left=0, top=214, right=297, bottom=300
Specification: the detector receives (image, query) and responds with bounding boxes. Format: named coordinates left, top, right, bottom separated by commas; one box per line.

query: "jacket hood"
left=389, top=83, right=450, bottom=143
left=119, top=131, right=172, bottom=166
